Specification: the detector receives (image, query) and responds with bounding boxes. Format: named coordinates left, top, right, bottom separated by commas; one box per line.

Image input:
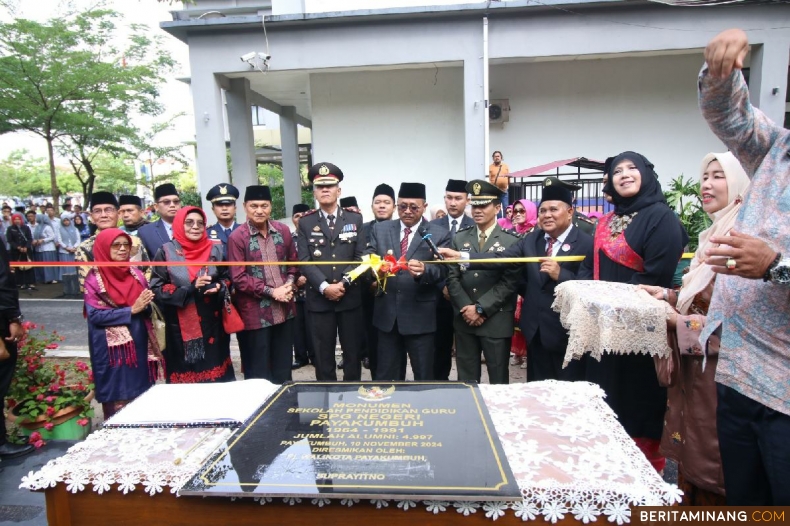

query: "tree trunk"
left=46, top=131, right=60, bottom=214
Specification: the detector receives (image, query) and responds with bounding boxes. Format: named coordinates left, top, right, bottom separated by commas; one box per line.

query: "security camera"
left=240, top=52, right=257, bottom=62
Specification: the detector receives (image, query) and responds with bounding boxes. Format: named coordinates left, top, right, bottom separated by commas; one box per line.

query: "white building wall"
left=488, top=53, right=725, bottom=185
left=310, top=67, right=465, bottom=219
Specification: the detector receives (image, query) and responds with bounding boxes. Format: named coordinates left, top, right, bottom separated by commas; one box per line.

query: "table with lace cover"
left=551, top=280, right=673, bottom=367
left=22, top=382, right=681, bottom=525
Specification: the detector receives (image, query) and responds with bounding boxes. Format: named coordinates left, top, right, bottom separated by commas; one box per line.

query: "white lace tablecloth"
left=552, top=280, right=672, bottom=366
left=21, top=382, right=681, bottom=522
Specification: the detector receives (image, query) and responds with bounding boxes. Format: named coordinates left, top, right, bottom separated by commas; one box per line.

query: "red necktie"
left=546, top=237, right=556, bottom=257
left=401, top=227, right=411, bottom=256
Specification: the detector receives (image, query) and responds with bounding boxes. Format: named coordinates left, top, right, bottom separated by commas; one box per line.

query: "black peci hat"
left=154, top=183, right=179, bottom=201
left=340, top=196, right=359, bottom=209
left=89, top=191, right=119, bottom=210
left=445, top=179, right=468, bottom=194
left=244, top=185, right=272, bottom=202
left=292, top=203, right=310, bottom=215
left=540, top=185, right=573, bottom=206
left=398, top=183, right=426, bottom=200
left=372, top=183, right=395, bottom=202
left=119, top=195, right=142, bottom=208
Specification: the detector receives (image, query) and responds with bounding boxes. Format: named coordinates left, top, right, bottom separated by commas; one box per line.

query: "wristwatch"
left=767, top=254, right=790, bottom=285
left=475, top=303, right=485, bottom=315
left=8, top=314, right=24, bottom=325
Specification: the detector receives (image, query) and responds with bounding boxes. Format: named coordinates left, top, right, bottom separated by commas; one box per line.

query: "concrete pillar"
left=748, top=39, right=790, bottom=126
left=226, top=78, right=258, bottom=197
left=280, top=106, right=302, bottom=215
left=189, top=72, right=229, bottom=219
left=463, top=57, right=486, bottom=181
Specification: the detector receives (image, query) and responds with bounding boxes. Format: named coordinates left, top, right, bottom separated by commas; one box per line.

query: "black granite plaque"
left=180, top=382, right=520, bottom=501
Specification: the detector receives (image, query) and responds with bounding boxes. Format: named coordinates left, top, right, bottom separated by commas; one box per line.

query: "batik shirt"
left=227, top=219, right=297, bottom=330
left=698, top=65, right=790, bottom=416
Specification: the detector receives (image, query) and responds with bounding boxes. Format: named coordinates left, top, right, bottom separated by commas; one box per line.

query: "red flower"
left=36, top=394, right=44, bottom=401
left=44, top=423, right=54, bottom=431
left=46, top=396, right=55, bottom=403
left=33, top=439, right=45, bottom=449
left=6, top=398, right=16, bottom=408
left=77, top=418, right=89, bottom=427
left=45, top=406, right=56, bottom=417
left=208, top=337, right=215, bottom=344
left=76, top=383, right=85, bottom=391
left=45, top=343, right=59, bottom=349
left=75, top=361, right=89, bottom=372
left=28, top=386, right=37, bottom=393
left=163, top=284, right=176, bottom=294
left=29, top=431, right=42, bottom=442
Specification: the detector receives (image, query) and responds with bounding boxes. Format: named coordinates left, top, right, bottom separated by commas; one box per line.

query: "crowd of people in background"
left=1, top=28, right=788, bottom=505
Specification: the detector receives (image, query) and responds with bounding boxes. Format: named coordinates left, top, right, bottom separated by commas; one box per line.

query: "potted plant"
left=4, top=321, right=94, bottom=447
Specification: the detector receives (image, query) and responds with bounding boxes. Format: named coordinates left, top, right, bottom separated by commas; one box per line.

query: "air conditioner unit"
left=489, top=99, right=510, bottom=124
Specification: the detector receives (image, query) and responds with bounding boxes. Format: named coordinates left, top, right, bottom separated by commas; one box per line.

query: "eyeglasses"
left=92, top=207, right=117, bottom=216
left=110, top=242, right=131, bottom=250
left=397, top=204, right=423, bottom=213
left=513, top=209, right=526, bottom=215
left=184, top=220, right=205, bottom=229
left=158, top=199, right=181, bottom=206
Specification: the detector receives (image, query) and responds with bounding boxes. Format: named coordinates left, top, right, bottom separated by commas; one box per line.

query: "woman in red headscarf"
left=84, top=228, right=162, bottom=420
left=150, top=206, right=235, bottom=383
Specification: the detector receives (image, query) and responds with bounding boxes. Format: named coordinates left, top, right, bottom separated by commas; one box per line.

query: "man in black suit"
left=138, top=183, right=182, bottom=259
left=359, top=184, right=396, bottom=379
left=441, top=184, right=593, bottom=382
left=297, top=163, right=364, bottom=381
left=291, top=203, right=315, bottom=369
left=365, top=182, right=451, bottom=381
left=430, top=179, right=474, bottom=380
left=205, top=183, right=241, bottom=257
left=0, top=240, right=34, bottom=461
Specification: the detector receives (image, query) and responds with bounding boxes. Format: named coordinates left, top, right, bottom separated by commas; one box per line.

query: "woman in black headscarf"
left=580, top=151, right=687, bottom=474
left=6, top=213, right=36, bottom=290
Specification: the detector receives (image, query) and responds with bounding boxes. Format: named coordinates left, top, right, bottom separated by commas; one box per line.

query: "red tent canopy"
left=507, top=157, right=606, bottom=179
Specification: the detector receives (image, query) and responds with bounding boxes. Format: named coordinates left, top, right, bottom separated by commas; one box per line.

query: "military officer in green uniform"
left=543, top=177, right=595, bottom=235
left=446, top=179, right=522, bottom=384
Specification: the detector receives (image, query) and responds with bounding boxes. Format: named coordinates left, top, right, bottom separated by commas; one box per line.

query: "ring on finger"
left=726, top=258, right=737, bottom=270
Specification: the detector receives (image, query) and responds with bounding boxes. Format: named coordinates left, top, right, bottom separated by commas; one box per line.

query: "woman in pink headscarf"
left=510, top=199, right=538, bottom=235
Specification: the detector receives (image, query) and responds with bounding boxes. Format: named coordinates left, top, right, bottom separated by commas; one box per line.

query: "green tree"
left=131, top=113, right=190, bottom=195
left=0, top=9, right=174, bottom=211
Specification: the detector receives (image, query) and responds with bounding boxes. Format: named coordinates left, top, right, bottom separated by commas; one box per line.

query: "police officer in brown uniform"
left=296, top=163, right=365, bottom=381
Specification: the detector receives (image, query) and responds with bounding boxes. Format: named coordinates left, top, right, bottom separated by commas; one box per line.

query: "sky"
left=0, top=0, right=195, bottom=164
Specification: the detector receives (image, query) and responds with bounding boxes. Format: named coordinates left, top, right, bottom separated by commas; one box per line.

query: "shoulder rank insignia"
left=457, top=224, right=474, bottom=233
left=302, top=209, right=319, bottom=217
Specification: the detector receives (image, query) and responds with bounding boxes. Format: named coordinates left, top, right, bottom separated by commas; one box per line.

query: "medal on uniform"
left=314, top=249, right=322, bottom=257
left=463, top=243, right=470, bottom=248
left=319, top=239, right=324, bottom=245
left=387, top=249, right=393, bottom=255
left=313, top=225, right=321, bottom=232
left=562, top=243, right=571, bottom=252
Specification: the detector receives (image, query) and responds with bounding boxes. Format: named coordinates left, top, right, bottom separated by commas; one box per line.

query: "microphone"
left=417, top=225, right=444, bottom=261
